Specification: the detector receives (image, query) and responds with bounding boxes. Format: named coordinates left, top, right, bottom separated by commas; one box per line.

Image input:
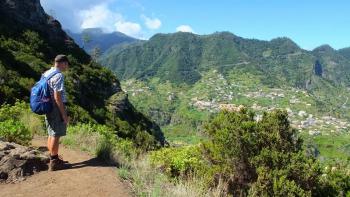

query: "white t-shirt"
left=43, top=67, right=67, bottom=103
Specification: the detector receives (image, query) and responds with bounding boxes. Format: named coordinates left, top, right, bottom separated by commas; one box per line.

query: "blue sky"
left=40, top=0, right=350, bottom=50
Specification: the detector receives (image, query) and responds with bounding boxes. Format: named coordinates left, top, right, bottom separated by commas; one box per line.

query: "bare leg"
left=47, top=136, right=52, bottom=153
left=49, top=136, right=60, bottom=156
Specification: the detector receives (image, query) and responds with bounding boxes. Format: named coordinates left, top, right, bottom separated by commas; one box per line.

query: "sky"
left=40, top=0, right=350, bottom=50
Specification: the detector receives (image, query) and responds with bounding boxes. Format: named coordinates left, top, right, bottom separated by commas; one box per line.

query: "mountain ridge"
left=66, top=28, right=141, bottom=55
left=100, top=31, right=350, bottom=89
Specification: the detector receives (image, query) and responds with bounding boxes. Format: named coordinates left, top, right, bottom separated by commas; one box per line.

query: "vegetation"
left=0, top=0, right=164, bottom=148
left=149, top=110, right=350, bottom=196
left=1, top=1, right=350, bottom=196
left=0, top=101, right=43, bottom=145
left=62, top=109, right=349, bottom=196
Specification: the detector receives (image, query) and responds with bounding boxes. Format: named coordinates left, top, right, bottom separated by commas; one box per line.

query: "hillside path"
left=0, top=136, right=131, bottom=197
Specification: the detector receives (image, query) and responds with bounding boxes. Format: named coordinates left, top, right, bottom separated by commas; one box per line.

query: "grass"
left=61, top=125, right=101, bottom=155
left=60, top=123, right=225, bottom=197
left=19, top=109, right=46, bottom=136
left=163, top=124, right=204, bottom=145
left=312, top=134, right=350, bottom=161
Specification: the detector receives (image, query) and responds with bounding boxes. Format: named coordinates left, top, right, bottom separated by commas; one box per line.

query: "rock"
left=0, top=141, right=49, bottom=183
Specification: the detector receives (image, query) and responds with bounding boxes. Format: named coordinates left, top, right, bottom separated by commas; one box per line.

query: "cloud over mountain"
left=176, top=25, right=194, bottom=33
left=141, top=15, right=162, bottom=30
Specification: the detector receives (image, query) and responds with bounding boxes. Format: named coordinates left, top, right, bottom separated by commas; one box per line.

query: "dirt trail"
left=0, top=136, right=131, bottom=197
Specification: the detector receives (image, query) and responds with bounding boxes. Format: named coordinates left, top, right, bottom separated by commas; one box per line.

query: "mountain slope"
left=0, top=0, right=164, bottom=146
left=338, top=47, right=350, bottom=61
left=67, top=28, right=140, bottom=55
left=99, top=31, right=350, bottom=144
left=101, top=32, right=350, bottom=89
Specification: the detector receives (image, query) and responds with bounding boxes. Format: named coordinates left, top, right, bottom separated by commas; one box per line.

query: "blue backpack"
left=30, top=70, right=60, bottom=115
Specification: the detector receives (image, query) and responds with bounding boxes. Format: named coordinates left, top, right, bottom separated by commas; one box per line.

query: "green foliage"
left=96, top=135, right=114, bottom=161
left=0, top=101, right=44, bottom=137
left=202, top=109, right=327, bottom=196
left=0, top=119, right=31, bottom=145
left=321, top=166, right=350, bottom=196
left=150, top=145, right=206, bottom=178
left=62, top=123, right=141, bottom=160
left=62, top=123, right=102, bottom=153
left=0, top=16, right=164, bottom=148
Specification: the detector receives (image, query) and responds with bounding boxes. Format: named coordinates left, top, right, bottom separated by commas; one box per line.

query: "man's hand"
left=62, top=115, right=69, bottom=125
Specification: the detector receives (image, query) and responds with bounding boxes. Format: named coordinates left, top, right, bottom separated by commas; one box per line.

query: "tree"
left=202, top=109, right=328, bottom=196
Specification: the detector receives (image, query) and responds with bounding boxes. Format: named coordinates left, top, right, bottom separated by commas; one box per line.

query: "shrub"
left=0, top=101, right=44, bottom=137
left=150, top=145, right=206, bottom=178
left=320, top=165, right=350, bottom=196
left=202, top=109, right=326, bottom=196
left=115, top=138, right=137, bottom=159
left=96, top=135, right=114, bottom=162
left=0, top=119, right=31, bottom=145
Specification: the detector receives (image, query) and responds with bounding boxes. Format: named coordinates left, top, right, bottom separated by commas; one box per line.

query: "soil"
left=0, top=136, right=131, bottom=197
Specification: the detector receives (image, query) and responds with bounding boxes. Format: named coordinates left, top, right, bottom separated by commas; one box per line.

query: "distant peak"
left=82, top=28, right=104, bottom=35
left=313, top=44, right=335, bottom=53
left=270, top=37, right=300, bottom=50
left=270, top=37, right=296, bottom=45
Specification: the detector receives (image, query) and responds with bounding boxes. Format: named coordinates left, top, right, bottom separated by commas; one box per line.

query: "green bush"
left=0, top=101, right=44, bottom=138
left=0, top=119, right=31, bottom=145
left=202, top=109, right=331, bottom=196
left=115, top=138, right=137, bottom=159
left=320, top=165, right=350, bottom=196
left=150, top=145, right=206, bottom=178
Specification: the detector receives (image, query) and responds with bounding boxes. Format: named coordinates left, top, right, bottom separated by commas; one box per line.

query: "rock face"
left=0, top=140, right=49, bottom=183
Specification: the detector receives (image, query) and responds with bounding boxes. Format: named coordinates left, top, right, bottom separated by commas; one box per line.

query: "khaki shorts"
left=45, top=104, right=67, bottom=137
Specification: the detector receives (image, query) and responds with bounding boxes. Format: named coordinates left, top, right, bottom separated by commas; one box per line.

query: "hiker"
left=43, top=54, right=70, bottom=171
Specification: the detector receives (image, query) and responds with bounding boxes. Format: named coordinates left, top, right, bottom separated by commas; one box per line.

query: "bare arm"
left=53, top=91, right=68, bottom=124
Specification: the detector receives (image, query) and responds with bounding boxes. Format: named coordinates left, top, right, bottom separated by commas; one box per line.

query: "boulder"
left=0, top=140, right=49, bottom=183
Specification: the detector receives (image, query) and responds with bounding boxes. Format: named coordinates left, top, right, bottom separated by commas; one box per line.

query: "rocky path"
left=0, top=136, right=131, bottom=197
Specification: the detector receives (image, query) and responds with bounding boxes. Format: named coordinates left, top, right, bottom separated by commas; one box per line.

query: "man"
left=43, top=54, right=70, bottom=171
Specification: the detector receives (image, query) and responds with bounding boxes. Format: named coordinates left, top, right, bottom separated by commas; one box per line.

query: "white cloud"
left=141, top=15, right=162, bottom=30
left=79, top=4, right=122, bottom=32
left=40, top=0, right=109, bottom=32
left=176, top=25, right=194, bottom=33
left=40, top=0, right=143, bottom=37
left=115, top=21, right=142, bottom=37
left=78, top=3, right=142, bottom=38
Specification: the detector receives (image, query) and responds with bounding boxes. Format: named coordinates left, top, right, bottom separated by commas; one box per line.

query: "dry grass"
left=117, top=156, right=228, bottom=197
left=20, top=109, right=45, bottom=136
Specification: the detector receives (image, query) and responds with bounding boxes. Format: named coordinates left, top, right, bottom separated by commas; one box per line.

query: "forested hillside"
left=0, top=0, right=164, bottom=147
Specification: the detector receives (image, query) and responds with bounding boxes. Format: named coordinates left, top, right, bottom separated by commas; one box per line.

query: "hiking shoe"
left=58, top=155, right=69, bottom=163
left=48, top=158, right=70, bottom=171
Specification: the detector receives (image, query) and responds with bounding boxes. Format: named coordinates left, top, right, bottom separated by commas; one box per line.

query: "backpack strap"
left=43, top=70, right=61, bottom=81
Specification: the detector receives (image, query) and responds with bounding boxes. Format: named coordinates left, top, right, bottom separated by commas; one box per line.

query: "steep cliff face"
left=0, top=0, right=164, bottom=146
left=0, top=0, right=89, bottom=63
